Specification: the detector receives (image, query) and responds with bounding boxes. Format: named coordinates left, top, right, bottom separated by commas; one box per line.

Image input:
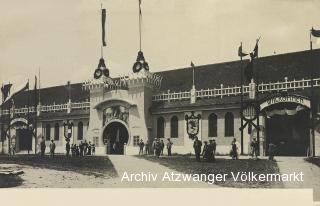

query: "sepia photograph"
left=0, top=0, right=319, bottom=205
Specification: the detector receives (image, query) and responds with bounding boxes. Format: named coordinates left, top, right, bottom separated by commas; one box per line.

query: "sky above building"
left=0, top=0, right=320, bottom=89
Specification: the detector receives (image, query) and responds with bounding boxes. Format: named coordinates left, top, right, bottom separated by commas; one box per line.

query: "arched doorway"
left=103, top=121, right=129, bottom=155
left=261, top=95, right=310, bottom=156
left=10, top=118, right=32, bottom=152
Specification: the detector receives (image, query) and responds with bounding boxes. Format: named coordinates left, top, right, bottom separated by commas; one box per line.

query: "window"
left=170, top=116, right=178, bottom=138
left=225, top=112, right=234, bottom=137
left=45, top=124, right=51, bottom=141
left=54, top=123, right=59, bottom=140
left=157, top=117, right=165, bottom=138
left=208, top=113, right=217, bottom=137
left=78, top=122, right=83, bottom=140
left=133, top=136, right=140, bottom=146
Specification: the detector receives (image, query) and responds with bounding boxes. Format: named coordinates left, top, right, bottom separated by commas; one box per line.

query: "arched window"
left=45, top=124, right=51, bottom=141
left=78, top=122, right=83, bottom=140
left=54, top=123, right=59, bottom=140
left=208, top=113, right=217, bottom=137
left=157, top=117, right=165, bottom=138
left=170, top=116, right=178, bottom=138
left=225, top=112, right=234, bottom=137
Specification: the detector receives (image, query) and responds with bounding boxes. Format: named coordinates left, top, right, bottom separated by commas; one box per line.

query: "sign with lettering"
left=260, top=95, right=310, bottom=110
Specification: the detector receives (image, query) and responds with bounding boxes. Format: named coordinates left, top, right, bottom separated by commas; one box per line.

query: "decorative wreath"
left=103, top=68, right=109, bottom=77
left=143, top=62, right=149, bottom=71
left=133, top=62, right=143, bottom=73
left=94, top=68, right=103, bottom=79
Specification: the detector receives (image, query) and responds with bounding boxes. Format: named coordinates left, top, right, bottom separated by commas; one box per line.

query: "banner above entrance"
left=260, top=95, right=310, bottom=111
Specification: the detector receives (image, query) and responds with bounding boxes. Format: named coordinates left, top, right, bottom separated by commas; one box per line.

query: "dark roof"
left=155, top=48, right=320, bottom=93
left=2, top=48, right=320, bottom=110
left=3, top=83, right=89, bottom=108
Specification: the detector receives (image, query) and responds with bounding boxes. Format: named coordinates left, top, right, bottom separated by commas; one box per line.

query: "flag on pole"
left=250, top=37, right=260, bottom=59
left=1, top=83, right=12, bottom=102
left=101, top=8, right=107, bottom=46
left=191, top=61, right=195, bottom=68
left=238, top=44, right=248, bottom=57
left=139, top=0, right=142, bottom=15
left=3, top=81, right=29, bottom=104
left=311, top=27, right=320, bottom=38
left=250, top=43, right=258, bottom=59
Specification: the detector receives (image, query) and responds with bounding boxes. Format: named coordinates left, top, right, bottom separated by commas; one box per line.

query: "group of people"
left=39, top=138, right=95, bottom=157
left=138, top=138, right=173, bottom=157
left=193, top=137, right=217, bottom=162
left=66, top=140, right=95, bottom=157
left=40, top=138, right=56, bottom=158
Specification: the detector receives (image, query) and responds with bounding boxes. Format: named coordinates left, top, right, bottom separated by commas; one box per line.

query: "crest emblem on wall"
left=185, top=111, right=201, bottom=140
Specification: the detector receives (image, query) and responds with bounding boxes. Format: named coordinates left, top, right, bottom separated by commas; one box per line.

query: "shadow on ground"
left=0, top=155, right=118, bottom=179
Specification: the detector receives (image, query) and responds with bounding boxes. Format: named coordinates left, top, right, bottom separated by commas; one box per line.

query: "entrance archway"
left=261, top=97, right=310, bottom=156
left=102, top=121, right=129, bottom=155
left=10, top=118, right=32, bottom=152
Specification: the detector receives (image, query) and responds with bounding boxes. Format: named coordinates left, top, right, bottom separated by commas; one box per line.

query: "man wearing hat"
left=49, top=139, right=56, bottom=158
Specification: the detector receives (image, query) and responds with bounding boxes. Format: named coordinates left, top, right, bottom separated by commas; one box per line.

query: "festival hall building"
left=0, top=49, right=320, bottom=156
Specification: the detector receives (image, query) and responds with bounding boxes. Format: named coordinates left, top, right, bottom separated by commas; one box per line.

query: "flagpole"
left=38, top=68, right=41, bottom=105
left=255, top=38, right=260, bottom=156
left=27, top=79, right=30, bottom=154
left=310, top=29, right=315, bottom=157
left=310, top=30, right=313, bottom=50
left=1, top=86, right=3, bottom=154
left=101, top=3, right=104, bottom=58
left=8, top=99, right=11, bottom=156
left=240, top=42, right=244, bottom=155
left=34, top=75, right=38, bottom=155
left=138, top=0, right=142, bottom=51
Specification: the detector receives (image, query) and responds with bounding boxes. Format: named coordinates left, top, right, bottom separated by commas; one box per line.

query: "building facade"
left=1, top=49, right=320, bottom=156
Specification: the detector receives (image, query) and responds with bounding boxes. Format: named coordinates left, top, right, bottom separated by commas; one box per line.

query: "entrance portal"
left=16, top=128, right=32, bottom=151
left=264, top=103, right=310, bottom=156
left=103, top=122, right=129, bottom=155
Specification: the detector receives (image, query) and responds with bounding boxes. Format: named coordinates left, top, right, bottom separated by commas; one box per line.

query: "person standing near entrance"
left=40, top=137, right=46, bottom=157
left=79, top=141, right=84, bottom=156
left=166, top=138, right=173, bottom=156
left=154, top=138, right=161, bottom=158
left=209, top=139, right=216, bottom=162
left=250, top=138, right=259, bottom=160
left=268, top=142, right=277, bottom=161
left=83, top=140, right=88, bottom=156
left=231, top=138, right=239, bottom=160
left=66, top=141, right=70, bottom=157
left=145, top=139, right=150, bottom=155
left=160, top=140, right=165, bottom=156
left=152, top=139, right=157, bottom=156
left=49, top=139, right=56, bottom=158
left=138, top=139, right=144, bottom=155
left=193, top=136, right=202, bottom=162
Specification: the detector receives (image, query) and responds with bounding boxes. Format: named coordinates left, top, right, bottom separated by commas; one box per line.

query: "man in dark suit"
left=193, top=136, right=202, bottom=162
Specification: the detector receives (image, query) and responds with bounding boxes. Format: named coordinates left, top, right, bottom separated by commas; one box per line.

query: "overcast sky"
left=0, top=0, right=320, bottom=88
